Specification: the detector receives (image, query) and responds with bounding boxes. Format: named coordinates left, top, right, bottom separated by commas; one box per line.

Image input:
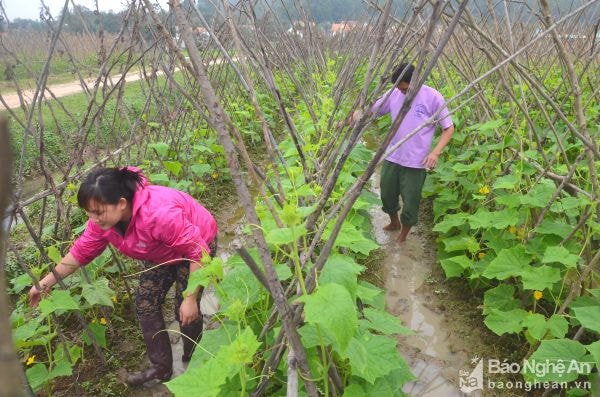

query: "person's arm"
left=154, top=208, right=212, bottom=326
left=28, top=252, right=81, bottom=307
left=347, top=89, right=393, bottom=126
left=422, top=124, right=454, bottom=170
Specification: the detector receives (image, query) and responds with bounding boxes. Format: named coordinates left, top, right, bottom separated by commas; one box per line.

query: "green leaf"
left=520, top=265, right=561, bottom=291
left=281, top=203, right=302, bottom=226
left=148, top=142, right=169, bottom=157
left=541, top=246, right=579, bottom=268
left=167, top=353, right=233, bottom=396
left=47, top=245, right=62, bottom=264
left=452, top=160, right=485, bottom=173
left=191, top=164, right=212, bottom=176
left=149, top=173, right=170, bottom=186
left=343, top=384, right=366, bottom=397
left=484, top=309, right=528, bottom=335
left=357, top=282, right=385, bottom=310
left=486, top=208, right=519, bottom=229
left=471, top=207, right=519, bottom=231
left=188, top=324, right=237, bottom=367
left=185, top=257, right=224, bottom=296
left=274, top=263, right=293, bottom=280
left=483, top=284, right=519, bottom=315
left=83, top=323, right=107, bottom=348
left=534, top=219, right=574, bottom=239
left=467, top=208, right=495, bottom=229
left=163, top=160, right=183, bottom=176
left=473, top=118, right=505, bottom=132
left=439, top=255, right=471, bottom=278
left=220, top=327, right=261, bottom=365
left=81, top=278, right=114, bottom=308
left=26, top=363, right=49, bottom=392
left=265, top=224, right=307, bottom=245
left=361, top=308, right=412, bottom=336
left=547, top=314, right=569, bottom=338
left=523, top=339, right=592, bottom=383
left=493, top=174, right=520, bottom=190
left=495, top=193, right=521, bottom=208
left=10, top=273, right=34, bottom=293
left=522, top=313, right=547, bottom=340
left=443, top=235, right=480, bottom=254
left=586, top=340, right=600, bottom=367
left=48, top=360, right=73, bottom=378
left=323, top=221, right=378, bottom=255
left=432, top=213, right=468, bottom=233
left=482, top=246, right=531, bottom=280
left=520, top=180, right=556, bottom=208
left=167, top=327, right=260, bottom=396
left=296, top=283, right=357, bottom=352
left=572, top=306, right=600, bottom=333
left=342, top=333, right=405, bottom=384
left=38, top=290, right=80, bottom=317
left=12, top=321, right=47, bottom=346
left=320, top=255, right=364, bottom=300
left=217, top=264, right=262, bottom=310
left=298, top=322, right=336, bottom=348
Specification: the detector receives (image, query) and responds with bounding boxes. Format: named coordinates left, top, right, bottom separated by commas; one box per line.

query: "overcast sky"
left=3, top=0, right=168, bottom=21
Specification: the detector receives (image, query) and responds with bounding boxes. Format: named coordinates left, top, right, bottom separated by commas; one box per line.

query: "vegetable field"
left=0, top=0, right=598, bottom=396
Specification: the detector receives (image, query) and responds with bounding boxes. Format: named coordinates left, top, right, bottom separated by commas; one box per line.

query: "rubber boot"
left=126, top=313, right=173, bottom=386
left=180, top=316, right=203, bottom=362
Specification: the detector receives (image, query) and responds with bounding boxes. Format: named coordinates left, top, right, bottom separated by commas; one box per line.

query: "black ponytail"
left=77, top=167, right=143, bottom=210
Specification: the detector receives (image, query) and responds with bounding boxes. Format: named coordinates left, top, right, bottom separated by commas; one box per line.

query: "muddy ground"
left=368, top=197, right=530, bottom=397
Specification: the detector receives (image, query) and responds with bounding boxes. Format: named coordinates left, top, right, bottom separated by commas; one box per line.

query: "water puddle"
left=369, top=187, right=467, bottom=396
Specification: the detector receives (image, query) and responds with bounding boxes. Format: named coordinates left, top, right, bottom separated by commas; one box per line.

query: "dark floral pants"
left=135, top=238, right=217, bottom=322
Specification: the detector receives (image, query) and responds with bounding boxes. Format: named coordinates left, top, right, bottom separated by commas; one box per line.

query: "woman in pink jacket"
left=28, top=167, right=218, bottom=386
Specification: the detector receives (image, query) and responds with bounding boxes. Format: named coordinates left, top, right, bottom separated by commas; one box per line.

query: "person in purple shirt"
left=355, top=63, right=454, bottom=242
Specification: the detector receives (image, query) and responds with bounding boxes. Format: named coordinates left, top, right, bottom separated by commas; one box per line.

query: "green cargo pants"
left=380, top=160, right=427, bottom=226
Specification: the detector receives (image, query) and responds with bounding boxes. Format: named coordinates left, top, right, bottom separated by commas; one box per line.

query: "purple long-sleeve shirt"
left=372, top=85, right=453, bottom=168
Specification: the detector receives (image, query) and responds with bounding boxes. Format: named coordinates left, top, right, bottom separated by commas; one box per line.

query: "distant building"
left=287, top=20, right=316, bottom=38
left=194, top=26, right=210, bottom=38
left=331, top=21, right=366, bottom=36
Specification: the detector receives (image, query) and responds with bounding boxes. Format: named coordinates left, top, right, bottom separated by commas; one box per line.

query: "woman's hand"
left=28, top=284, right=48, bottom=308
left=179, top=297, right=199, bottom=326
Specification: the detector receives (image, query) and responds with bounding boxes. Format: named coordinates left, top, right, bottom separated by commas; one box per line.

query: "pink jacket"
left=69, top=170, right=217, bottom=266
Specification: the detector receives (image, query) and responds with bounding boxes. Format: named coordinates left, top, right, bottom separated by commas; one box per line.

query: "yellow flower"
left=478, top=185, right=490, bottom=195
left=100, top=318, right=107, bottom=325
left=508, top=226, right=517, bottom=234
left=478, top=252, right=486, bottom=259
left=528, top=310, right=533, bottom=314
left=516, top=227, right=527, bottom=239
left=111, top=296, right=117, bottom=303
left=533, top=290, right=543, bottom=301
left=211, top=172, right=218, bottom=180
left=26, top=355, right=36, bottom=366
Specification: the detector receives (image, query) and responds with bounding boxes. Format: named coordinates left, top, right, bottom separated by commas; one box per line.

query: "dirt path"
left=369, top=194, right=469, bottom=396
left=0, top=58, right=234, bottom=111
left=0, top=70, right=149, bottom=111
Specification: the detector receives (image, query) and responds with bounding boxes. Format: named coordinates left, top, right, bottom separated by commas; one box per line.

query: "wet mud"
left=370, top=203, right=468, bottom=396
